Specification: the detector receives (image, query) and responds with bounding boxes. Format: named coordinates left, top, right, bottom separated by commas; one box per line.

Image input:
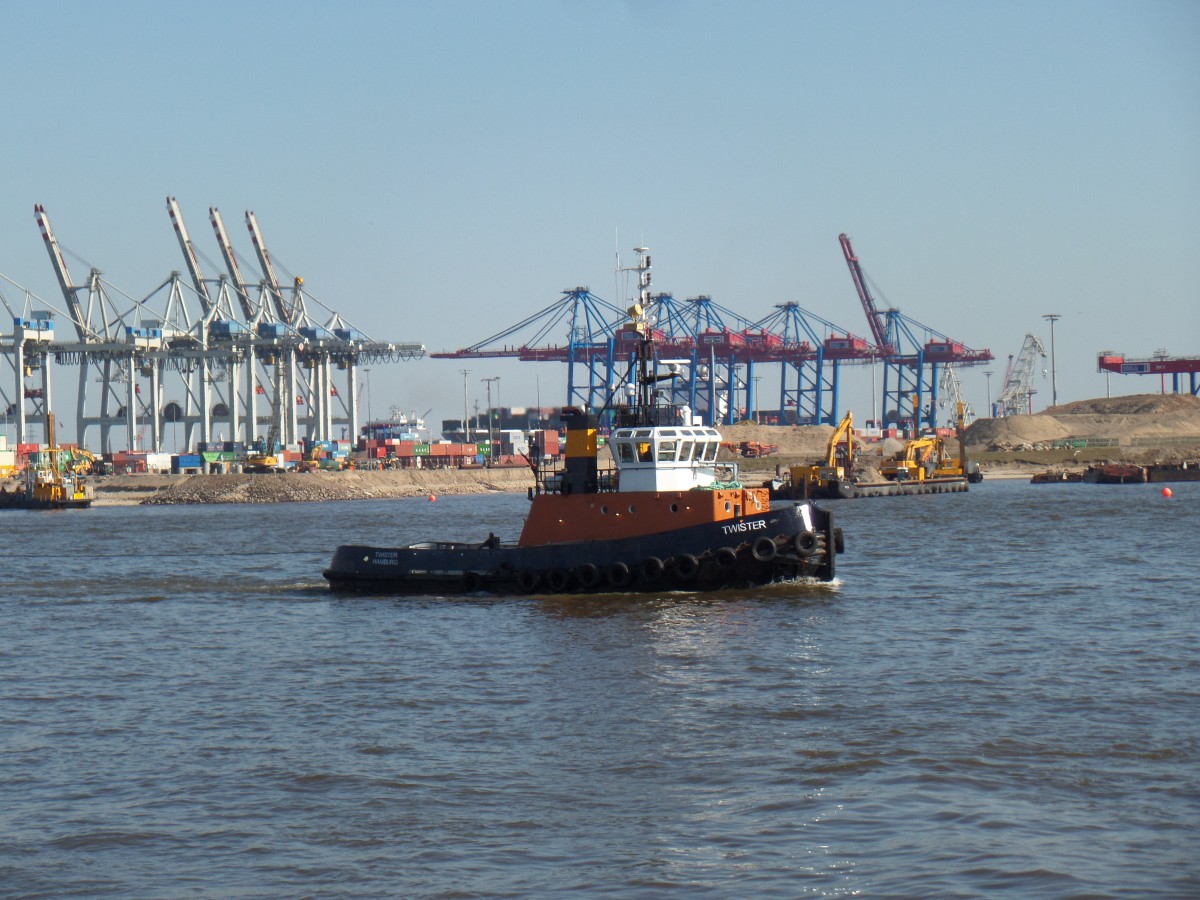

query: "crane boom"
left=839, top=233, right=894, bottom=354
left=245, top=210, right=292, bottom=324
left=166, top=196, right=212, bottom=313
left=208, top=207, right=256, bottom=320
left=33, top=204, right=88, bottom=341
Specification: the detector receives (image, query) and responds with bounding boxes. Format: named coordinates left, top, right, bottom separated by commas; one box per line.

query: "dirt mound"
left=965, top=415, right=1072, bottom=449
left=717, top=421, right=834, bottom=460
left=1050, top=394, right=1200, bottom=416
left=965, top=393, right=1200, bottom=451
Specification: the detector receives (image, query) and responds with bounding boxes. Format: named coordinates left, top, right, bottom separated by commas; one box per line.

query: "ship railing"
left=531, top=460, right=620, bottom=495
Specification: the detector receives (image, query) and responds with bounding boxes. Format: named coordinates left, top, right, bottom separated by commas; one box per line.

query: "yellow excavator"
left=789, top=411, right=856, bottom=493
left=881, top=402, right=981, bottom=483
left=245, top=423, right=281, bottom=473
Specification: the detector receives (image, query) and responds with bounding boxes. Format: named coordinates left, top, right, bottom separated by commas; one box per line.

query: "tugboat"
left=0, top=413, right=94, bottom=510
left=324, top=252, right=843, bottom=595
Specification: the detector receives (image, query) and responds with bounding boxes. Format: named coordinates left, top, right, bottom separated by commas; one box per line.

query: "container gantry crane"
left=750, top=302, right=877, bottom=425
left=839, top=233, right=992, bottom=432
left=33, top=204, right=159, bottom=452
left=1097, top=351, right=1200, bottom=396
left=2, top=202, right=422, bottom=454
left=434, top=246, right=881, bottom=428
left=431, top=285, right=627, bottom=413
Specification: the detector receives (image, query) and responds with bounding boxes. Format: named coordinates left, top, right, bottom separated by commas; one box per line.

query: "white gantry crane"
left=938, top=364, right=975, bottom=426
left=1, top=202, right=423, bottom=455
left=996, top=333, right=1046, bottom=417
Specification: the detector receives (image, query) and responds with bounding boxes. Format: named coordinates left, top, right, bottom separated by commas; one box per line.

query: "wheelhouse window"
left=616, top=442, right=635, bottom=463
left=658, top=440, right=677, bottom=462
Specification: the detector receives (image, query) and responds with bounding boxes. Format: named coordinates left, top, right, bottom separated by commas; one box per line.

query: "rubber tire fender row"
left=515, top=570, right=540, bottom=593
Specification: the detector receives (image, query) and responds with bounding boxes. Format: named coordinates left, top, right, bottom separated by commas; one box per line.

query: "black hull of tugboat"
left=324, top=501, right=842, bottom=595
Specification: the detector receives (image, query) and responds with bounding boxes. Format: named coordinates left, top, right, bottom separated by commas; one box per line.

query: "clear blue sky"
left=2, top=1, right=1197, bottom=439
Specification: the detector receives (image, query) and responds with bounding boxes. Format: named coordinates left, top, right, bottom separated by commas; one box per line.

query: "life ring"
left=515, top=570, right=540, bottom=593
left=576, top=562, right=601, bottom=589
left=793, top=530, right=819, bottom=558
left=671, top=553, right=700, bottom=580
left=462, top=571, right=483, bottom=592
left=545, top=568, right=571, bottom=592
left=605, top=561, right=632, bottom=588
left=641, top=556, right=665, bottom=581
left=751, top=536, right=778, bottom=562
left=715, top=546, right=739, bottom=570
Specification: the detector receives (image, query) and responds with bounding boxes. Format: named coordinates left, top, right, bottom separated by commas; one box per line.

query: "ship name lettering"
left=721, top=519, right=768, bottom=534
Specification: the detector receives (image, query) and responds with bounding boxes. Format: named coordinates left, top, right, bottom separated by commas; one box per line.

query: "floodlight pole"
left=1042, top=314, right=1061, bottom=408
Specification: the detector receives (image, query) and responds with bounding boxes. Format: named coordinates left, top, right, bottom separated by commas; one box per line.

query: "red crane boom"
left=838, top=233, right=894, bottom=355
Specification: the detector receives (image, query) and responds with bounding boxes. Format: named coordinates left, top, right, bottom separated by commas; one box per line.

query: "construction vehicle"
left=881, top=403, right=981, bottom=483
left=789, top=411, right=855, bottom=492
left=62, top=446, right=97, bottom=475
left=738, top=440, right=779, bottom=458
left=0, top=413, right=93, bottom=509
left=245, top=423, right=282, bottom=473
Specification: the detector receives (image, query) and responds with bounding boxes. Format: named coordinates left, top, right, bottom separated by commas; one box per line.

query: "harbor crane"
left=435, top=247, right=873, bottom=427
left=996, top=333, right=1046, bottom=416
left=839, top=233, right=992, bottom=432
left=1097, top=350, right=1200, bottom=396
left=1, top=202, right=423, bottom=453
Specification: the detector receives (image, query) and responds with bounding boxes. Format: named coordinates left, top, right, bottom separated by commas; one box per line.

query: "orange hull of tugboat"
left=518, top=488, right=768, bottom=546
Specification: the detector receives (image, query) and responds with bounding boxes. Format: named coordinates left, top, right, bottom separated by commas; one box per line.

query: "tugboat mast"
left=615, top=246, right=678, bottom=427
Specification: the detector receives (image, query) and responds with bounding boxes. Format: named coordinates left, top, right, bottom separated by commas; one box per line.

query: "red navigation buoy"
left=428, top=493, right=437, bottom=502
left=1162, top=487, right=1173, bottom=498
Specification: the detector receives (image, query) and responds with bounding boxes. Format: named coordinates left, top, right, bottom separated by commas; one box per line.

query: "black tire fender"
left=545, top=568, right=571, bottom=592
left=641, top=556, right=665, bottom=581
left=515, top=570, right=540, bottom=593
left=793, top=530, right=819, bottom=558
left=462, top=571, right=483, bottom=592
left=605, top=561, right=632, bottom=588
left=671, top=553, right=700, bottom=580
left=576, top=562, right=601, bottom=589
left=715, top=546, right=739, bottom=570
left=751, top=536, right=778, bottom=562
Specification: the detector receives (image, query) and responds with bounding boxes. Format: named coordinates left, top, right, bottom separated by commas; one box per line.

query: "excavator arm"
left=826, top=411, right=854, bottom=467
